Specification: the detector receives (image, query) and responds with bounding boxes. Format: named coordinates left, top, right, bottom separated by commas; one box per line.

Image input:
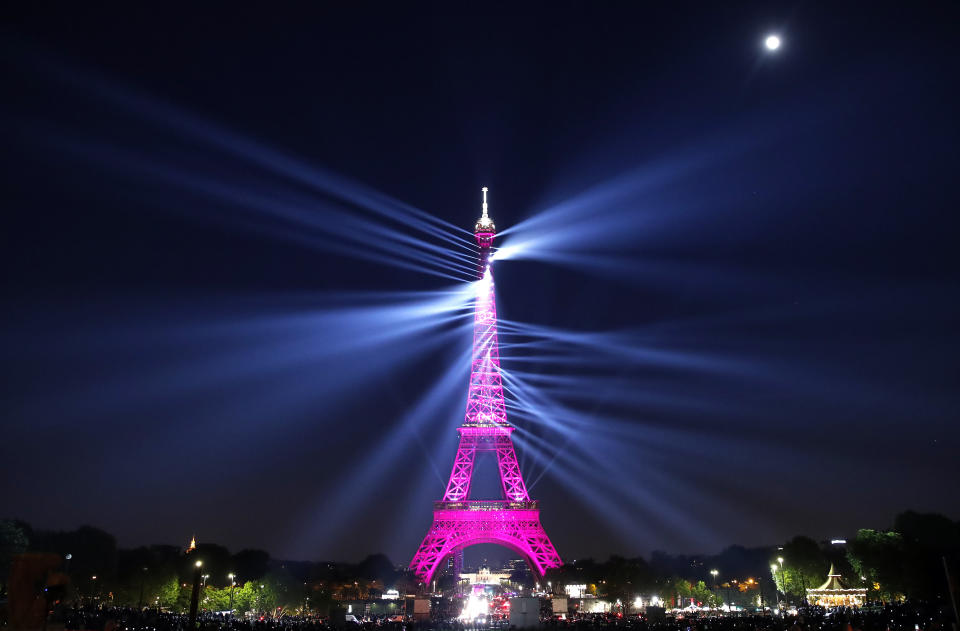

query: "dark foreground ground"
left=53, top=603, right=954, bottom=631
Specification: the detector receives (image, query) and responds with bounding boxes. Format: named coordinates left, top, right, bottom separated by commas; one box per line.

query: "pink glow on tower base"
left=410, top=501, right=562, bottom=583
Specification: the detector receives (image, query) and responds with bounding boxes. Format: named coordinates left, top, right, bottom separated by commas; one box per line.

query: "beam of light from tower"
left=32, top=130, right=478, bottom=283
left=9, top=50, right=480, bottom=285
left=281, top=338, right=473, bottom=555
left=25, top=48, right=472, bottom=240
left=7, top=286, right=476, bottom=434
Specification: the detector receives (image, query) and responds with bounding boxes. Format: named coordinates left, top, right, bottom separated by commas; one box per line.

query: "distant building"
left=503, top=559, right=526, bottom=572
left=806, top=565, right=866, bottom=607
left=565, top=584, right=587, bottom=598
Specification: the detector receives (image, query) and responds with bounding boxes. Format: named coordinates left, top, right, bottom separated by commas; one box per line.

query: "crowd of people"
left=55, top=603, right=954, bottom=631
left=63, top=608, right=332, bottom=631
left=544, top=604, right=953, bottom=631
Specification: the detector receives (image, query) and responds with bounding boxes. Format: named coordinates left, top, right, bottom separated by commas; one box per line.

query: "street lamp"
left=228, top=573, right=236, bottom=614
left=710, top=569, right=718, bottom=586
left=188, top=561, right=203, bottom=630
left=770, top=564, right=780, bottom=610
left=776, top=557, right=785, bottom=609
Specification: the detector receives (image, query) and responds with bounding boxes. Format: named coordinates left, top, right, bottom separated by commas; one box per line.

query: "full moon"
left=765, top=34, right=781, bottom=51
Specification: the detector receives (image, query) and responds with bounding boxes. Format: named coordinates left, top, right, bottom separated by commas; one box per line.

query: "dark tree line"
left=2, top=509, right=959, bottom=608
left=0, top=520, right=411, bottom=612
left=544, top=511, right=960, bottom=604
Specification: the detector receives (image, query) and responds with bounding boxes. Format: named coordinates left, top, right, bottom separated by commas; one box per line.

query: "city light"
left=566, top=584, right=587, bottom=598
left=459, top=593, right=488, bottom=621
left=765, top=34, right=781, bottom=51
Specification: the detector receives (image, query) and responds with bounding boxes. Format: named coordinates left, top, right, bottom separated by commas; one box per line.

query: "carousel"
left=806, top=564, right=867, bottom=607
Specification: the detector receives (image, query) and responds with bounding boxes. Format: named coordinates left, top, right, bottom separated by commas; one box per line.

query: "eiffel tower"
left=409, top=188, right=562, bottom=584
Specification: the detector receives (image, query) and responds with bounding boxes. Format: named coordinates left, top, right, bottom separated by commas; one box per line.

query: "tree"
left=0, top=519, right=30, bottom=597
left=261, top=567, right=310, bottom=614
left=33, top=525, right=118, bottom=586
left=234, top=581, right=259, bottom=612
left=393, top=570, right=420, bottom=596
left=894, top=511, right=960, bottom=599
left=355, top=554, right=397, bottom=584
left=690, top=580, right=720, bottom=607
left=770, top=536, right=829, bottom=601
left=660, top=577, right=692, bottom=607
left=233, top=549, right=270, bottom=581
left=187, top=543, right=231, bottom=588
left=201, top=585, right=231, bottom=612
left=157, top=577, right=190, bottom=611
left=847, top=529, right=904, bottom=601
left=597, top=556, right=656, bottom=602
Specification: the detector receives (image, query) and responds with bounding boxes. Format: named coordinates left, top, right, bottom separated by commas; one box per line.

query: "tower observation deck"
left=409, top=188, right=562, bottom=584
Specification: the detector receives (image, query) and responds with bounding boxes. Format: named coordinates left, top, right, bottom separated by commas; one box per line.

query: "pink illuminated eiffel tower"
left=409, top=188, right=562, bottom=584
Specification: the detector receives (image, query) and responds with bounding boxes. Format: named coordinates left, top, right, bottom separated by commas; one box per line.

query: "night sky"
left=2, top=2, right=958, bottom=566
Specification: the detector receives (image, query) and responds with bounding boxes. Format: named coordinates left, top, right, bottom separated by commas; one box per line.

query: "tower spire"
left=481, top=186, right=489, bottom=219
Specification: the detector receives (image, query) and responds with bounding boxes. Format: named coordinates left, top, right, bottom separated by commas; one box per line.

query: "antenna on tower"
left=481, top=187, right=489, bottom=218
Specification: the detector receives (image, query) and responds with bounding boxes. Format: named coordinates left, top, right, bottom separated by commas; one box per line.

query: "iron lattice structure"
left=410, top=188, right=562, bottom=584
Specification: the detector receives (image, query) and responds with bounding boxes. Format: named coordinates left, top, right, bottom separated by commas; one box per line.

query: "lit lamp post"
left=228, top=573, right=236, bottom=614
left=188, top=560, right=203, bottom=631
left=777, top=557, right=785, bottom=608
left=710, top=570, right=719, bottom=606
left=770, top=564, right=780, bottom=611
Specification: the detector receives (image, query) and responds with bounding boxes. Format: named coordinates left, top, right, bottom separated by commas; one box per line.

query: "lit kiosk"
left=805, top=565, right=866, bottom=608
left=409, top=188, right=562, bottom=586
